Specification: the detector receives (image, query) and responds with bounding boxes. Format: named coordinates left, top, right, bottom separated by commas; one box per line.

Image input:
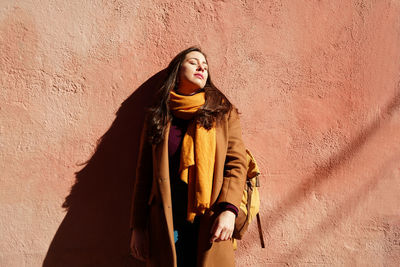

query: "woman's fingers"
left=221, top=228, right=232, bottom=241
left=215, top=229, right=232, bottom=241
left=210, top=218, right=222, bottom=243
left=210, top=210, right=236, bottom=242
left=216, top=227, right=232, bottom=242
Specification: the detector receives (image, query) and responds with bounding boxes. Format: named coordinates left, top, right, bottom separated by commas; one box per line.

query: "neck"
left=176, top=87, right=202, bottom=96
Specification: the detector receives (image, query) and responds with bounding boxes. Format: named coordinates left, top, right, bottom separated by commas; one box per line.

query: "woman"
left=129, top=46, right=247, bottom=267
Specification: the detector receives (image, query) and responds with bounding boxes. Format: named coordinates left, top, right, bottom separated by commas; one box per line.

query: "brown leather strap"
left=246, top=182, right=252, bottom=221
left=256, top=213, right=265, bottom=248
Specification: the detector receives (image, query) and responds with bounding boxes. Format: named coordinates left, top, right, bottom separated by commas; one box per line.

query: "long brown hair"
left=146, top=46, right=234, bottom=145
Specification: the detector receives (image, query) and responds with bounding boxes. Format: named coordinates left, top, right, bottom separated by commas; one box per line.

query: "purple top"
left=168, top=116, right=238, bottom=218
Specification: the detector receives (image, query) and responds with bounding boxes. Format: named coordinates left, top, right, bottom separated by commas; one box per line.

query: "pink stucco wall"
left=1, top=0, right=399, bottom=266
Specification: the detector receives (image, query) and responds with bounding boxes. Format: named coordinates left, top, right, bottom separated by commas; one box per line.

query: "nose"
left=197, top=64, right=206, bottom=72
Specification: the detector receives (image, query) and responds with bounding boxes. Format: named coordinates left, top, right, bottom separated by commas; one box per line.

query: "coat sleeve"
left=215, top=108, right=247, bottom=209
left=129, top=120, right=153, bottom=230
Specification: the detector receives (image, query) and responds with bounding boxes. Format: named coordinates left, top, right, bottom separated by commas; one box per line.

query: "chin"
left=196, top=81, right=206, bottom=88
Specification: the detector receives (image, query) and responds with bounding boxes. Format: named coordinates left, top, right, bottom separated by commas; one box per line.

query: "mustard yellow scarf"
left=169, top=90, right=216, bottom=222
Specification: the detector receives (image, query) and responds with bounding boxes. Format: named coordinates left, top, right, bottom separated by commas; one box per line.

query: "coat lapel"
left=211, top=121, right=226, bottom=204
left=152, top=121, right=176, bottom=253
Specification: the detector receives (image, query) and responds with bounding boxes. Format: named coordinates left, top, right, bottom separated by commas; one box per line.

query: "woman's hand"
left=210, top=210, right=236, bottom=243
left=130, top=228, right=149, bottom=261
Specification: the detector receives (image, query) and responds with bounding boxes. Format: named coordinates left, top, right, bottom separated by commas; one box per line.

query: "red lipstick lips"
left=194, top=73, right=204, bottom=79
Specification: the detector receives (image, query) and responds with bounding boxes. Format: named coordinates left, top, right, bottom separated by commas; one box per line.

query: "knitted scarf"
left=169, top=90, right=216, bottom=222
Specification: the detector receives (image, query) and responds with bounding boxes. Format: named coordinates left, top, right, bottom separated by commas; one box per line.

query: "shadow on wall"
left=43, top=70, right=167, bottom=267
left=269, top=88, right=400, bottom=263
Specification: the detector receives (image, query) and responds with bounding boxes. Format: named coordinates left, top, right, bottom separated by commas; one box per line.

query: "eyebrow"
left=187, top=57, right=208, bottom=64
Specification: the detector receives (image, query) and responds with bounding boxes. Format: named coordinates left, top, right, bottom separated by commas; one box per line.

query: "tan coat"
left=130, top=108, right=247, bottom=267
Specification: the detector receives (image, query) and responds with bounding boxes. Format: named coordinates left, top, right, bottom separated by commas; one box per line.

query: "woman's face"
left=177, top=51, right=208, bottom=95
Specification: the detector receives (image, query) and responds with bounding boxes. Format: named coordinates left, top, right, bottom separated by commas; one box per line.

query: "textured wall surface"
left=1, top=0, right=400, bottom=266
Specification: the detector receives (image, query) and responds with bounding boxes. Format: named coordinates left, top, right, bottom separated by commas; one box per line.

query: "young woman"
left=129, top=47, right=247, bottom=267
